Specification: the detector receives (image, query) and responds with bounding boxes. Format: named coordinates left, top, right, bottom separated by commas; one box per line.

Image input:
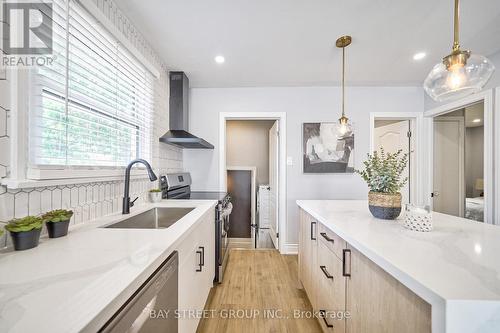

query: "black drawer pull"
left=199, top=246, right=205, bottom=266
left=196, top=250, right=203, bottom=272
left=310, top=221, right=317, bottom=240
left=342, top=249, right=351, bottom=277
left=320, top=265, right=333, bottom=279
left=320, top=232, right=335, bottom=243
left=319, top=310, right=333, bottom=328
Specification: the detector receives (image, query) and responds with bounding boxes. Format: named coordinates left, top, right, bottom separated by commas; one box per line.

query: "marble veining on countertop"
left=297, top=200, right=500, bottom=301
left=0, top=199, right=217, bottom=333
left=296, top=200, right=500, bottom=333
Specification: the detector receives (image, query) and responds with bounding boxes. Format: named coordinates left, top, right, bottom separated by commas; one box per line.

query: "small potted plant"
left=5, top=216, right=44, bottom=250
left=149, top=189, right=163, bottom=203
left=42, top=209, right=73, bottom=238
left=356, top=148, right=408, bottom=220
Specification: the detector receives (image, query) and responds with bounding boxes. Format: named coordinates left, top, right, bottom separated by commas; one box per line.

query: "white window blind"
left=30, top=0, right=154, bottom=168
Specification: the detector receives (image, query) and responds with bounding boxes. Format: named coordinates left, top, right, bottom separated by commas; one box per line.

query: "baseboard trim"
left=282, top=243, right=298, bottom=254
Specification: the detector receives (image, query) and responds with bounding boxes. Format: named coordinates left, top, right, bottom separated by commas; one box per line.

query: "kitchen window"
left=29, top=0, right=154, bottom=173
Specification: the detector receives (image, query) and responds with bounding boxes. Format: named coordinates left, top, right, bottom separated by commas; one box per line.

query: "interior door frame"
left=496, top=88, right=500, bottom=225
left=369, top=112, right=424, bottom=205
left=219, top=112, right=287, bottom=254
left=423, top=90, right=494, bottom=224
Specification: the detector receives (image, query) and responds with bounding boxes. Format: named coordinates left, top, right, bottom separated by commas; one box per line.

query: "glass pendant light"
left=424, top=0, right=495, bottom=102
left=336, top=35, right=352, bottom=136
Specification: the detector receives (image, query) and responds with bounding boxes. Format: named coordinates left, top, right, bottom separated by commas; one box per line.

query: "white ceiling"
left=119, top=0, right=500, bottom=88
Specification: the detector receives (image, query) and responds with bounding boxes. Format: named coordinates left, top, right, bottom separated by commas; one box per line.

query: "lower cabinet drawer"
left=318, top=223, right=346, bottom=261
left=316, top=240, right=346, bottom=333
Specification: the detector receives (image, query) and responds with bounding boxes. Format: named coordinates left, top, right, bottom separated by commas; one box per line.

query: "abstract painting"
left=303, top=122, right=355, bottom=173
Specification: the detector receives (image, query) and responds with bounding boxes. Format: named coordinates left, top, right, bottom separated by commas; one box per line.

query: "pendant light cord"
left=453, top=0, right=460, bottom=51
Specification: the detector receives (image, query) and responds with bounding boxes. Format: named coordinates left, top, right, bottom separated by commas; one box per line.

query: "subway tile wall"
left=0, top=0, right=183, bottom=247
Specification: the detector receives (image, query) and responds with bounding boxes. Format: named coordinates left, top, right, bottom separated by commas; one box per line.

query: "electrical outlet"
left=286, top=156, right=293, bottom=166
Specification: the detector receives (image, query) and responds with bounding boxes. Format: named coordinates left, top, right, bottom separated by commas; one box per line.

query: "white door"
left=373, top=120, right=412, bottom=204
left=433, top=118, right=465, bottom=217
left=269, top=121, right=279, bottom=249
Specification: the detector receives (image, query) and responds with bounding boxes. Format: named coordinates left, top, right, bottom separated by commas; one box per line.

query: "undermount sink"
left=103, top=207, right=195, bottom=229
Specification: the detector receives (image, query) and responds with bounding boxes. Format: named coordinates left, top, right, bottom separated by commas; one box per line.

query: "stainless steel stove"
left=160, top=173, right=231, bottom=283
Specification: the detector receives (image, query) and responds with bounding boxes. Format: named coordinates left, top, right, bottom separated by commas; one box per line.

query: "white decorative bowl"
left=403, top=204, right=433, bottom=232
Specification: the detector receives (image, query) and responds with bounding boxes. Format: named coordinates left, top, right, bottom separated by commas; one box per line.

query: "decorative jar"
left=404, top=204, right=433, bottom=232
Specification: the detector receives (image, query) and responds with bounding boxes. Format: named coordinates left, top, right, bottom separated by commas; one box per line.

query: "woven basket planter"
left=368, top=192, right=402, bottom=220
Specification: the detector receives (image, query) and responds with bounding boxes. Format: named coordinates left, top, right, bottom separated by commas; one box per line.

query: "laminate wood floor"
left=197, top=249, right=322, bottom=333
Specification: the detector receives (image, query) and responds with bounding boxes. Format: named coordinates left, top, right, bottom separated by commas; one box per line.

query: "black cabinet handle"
left=199, top=246, right=205, bottom=266
left=319, top=310, right=333, bottom=328
left=342, top=249, right=351, bottom=277
left=320, top=265, right=333, bottom=279
left=310, top=221, right=317, bottom=240
left=320, top=232, right=335, bottom=243
left=196, top=250, right=203, bottom=272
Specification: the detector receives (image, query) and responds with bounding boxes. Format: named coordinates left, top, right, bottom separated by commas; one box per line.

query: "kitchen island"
left=296, top=200, right=500, bottom=333
left=0, top=200, right=217, bottom=333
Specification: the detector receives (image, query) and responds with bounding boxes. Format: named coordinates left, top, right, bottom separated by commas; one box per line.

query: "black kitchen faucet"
left=122, top=159, right=157, bottom=214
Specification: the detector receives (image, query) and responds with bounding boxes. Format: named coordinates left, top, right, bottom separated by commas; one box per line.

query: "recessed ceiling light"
left=413, top=52, right=427, bottom=61
left=215, top=55, right=225, bottom=64
left=472, top=118, right=481, bottom=123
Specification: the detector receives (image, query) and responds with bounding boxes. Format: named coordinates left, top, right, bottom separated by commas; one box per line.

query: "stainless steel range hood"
left=159, top=72, right=214, bottom=149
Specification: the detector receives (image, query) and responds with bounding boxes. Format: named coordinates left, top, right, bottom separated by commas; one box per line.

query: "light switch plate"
left=286, top=156, right=293, bottom=166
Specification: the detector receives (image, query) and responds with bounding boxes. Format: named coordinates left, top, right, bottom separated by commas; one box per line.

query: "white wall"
left=184, top=86, right=424, bottom=246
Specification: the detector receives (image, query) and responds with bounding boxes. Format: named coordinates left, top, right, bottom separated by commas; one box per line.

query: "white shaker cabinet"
left=177, top=208, right=215, bottom=333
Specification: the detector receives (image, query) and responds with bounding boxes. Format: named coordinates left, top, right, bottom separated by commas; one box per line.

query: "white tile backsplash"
left=0, top=80, right=10, bottom=110
left=14, top=191, right=28, bottom=218
left=61, top=187, right=71, bottom=209
left=0, top=189, right=13, bottom=221
left=52, top=188, right=62, bottom=210
left=0, top=107, right=6, bottom=136
left=0, top=1, right=183, bottom=237
left=41, top=189, right=52, bottom=213
left=28, top=190, right=42, bottom=216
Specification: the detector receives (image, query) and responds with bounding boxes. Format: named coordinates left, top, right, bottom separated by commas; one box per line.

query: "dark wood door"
left=227, top=170, right=251, bottom=238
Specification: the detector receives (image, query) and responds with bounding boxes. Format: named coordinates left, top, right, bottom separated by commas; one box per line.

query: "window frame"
left=2, top=0, right=160, bottom=187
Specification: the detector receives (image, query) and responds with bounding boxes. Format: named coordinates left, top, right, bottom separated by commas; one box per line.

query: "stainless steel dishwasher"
left=100, top=252, right=178, bottom=333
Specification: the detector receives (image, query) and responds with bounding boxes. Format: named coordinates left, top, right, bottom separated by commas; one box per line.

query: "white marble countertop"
left=0, top=199, right=217, bottom=333
left=296, top=200, right=500, bottom=333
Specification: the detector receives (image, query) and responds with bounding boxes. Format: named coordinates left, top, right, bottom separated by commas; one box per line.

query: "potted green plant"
left=42, top=209, right=73, bottom=238
left=5, top=216, right=44, bottom=250
left=356, top=148, right=409, bottom=220
left=149, top=189, right=162, bottom=203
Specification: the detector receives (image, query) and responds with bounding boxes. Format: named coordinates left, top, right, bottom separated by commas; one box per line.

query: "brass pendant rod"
left=342, top=46, right=345, bottom=117
left=335, top=35, right=351, bottom=122
left=453, top=0, right=460, bottom=51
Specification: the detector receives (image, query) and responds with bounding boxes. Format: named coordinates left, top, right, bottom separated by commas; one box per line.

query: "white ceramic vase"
left=149, top=192, right=162, bottom=203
